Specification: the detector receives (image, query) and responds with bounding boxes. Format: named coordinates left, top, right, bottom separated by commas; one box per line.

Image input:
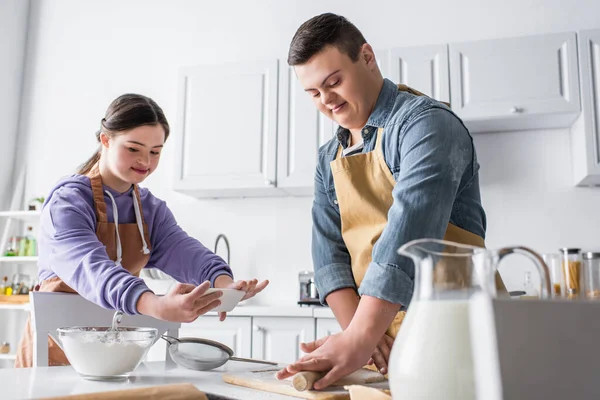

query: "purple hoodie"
left=37, top=174, right=233, bottom=315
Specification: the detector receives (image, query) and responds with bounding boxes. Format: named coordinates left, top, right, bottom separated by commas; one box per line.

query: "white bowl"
left=57, top=326, right=157, bottom=380
left=204, top=288, right=245, bottom=312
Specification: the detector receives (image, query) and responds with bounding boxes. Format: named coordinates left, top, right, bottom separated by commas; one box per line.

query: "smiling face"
left=99, top=124, right=165, bottom=191
left=294, top=44, right=383, bottom=132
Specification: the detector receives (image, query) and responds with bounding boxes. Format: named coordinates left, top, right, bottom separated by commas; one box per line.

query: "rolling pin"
left=292, top=371, right=326, bottom=391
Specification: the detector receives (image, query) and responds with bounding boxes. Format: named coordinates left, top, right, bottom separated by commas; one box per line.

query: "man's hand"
left=275, top=329, right=377, bottom=390
left=367, top=334, right=394, bottom=375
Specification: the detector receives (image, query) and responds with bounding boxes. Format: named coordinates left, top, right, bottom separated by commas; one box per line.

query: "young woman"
left=15, top=93, right=268, bottom=367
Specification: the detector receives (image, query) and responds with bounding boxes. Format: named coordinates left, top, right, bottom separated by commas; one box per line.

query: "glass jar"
left=0, top=342, right=9, bottom=354
left=582, top=252, right=600, bottom=300
left=543, top=253, right=564, bottom=298
left=560, top=248, right=582, bottom=300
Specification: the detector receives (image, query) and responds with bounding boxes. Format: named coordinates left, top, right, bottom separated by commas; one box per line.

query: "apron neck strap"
left=87, top=165, right=108, bottom=223
left=375, top=128, right=385, bottom=158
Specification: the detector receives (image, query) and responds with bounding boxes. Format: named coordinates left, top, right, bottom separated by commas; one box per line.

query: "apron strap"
left=374, top=128, right=385, bottom=159
left=87, top=165, right=108, bottom=223
left=132, top=185, right=151, bottom=254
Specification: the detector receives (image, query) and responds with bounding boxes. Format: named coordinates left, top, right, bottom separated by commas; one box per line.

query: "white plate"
left=203, top=288, right=245, bottom=312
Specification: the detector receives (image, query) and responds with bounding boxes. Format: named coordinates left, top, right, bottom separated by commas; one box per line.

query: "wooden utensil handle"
left=292, top=371, right=326, bottom=391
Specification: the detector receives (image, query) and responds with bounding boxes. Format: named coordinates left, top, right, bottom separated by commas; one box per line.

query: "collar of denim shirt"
left=335, top=78, right=398, bottom=148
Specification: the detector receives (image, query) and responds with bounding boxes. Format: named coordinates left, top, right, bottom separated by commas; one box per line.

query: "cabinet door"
left=375, top=48, right=391, bottom=81
left=388, top=44, right=450, bottom=103
left=316, top=318, right=342, bottom=338
left=277, top=67, right=335, bottom=196
left=572, top=29, right=600, bottom=186
left=252, top=317, right=315, bottom=364
left=180, top=316, right=253, bottom=358
left=450, top=32, right=580, bottom=132
left=174, top=60, right=280, bottom=197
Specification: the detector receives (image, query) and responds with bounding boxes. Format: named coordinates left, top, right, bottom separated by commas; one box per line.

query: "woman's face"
left=100, top=124, right=165, bottom=188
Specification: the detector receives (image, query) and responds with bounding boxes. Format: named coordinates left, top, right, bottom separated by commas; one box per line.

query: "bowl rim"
left=57, top=326, right=158, bottom=335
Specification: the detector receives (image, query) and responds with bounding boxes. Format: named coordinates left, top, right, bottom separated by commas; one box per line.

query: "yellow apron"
left=329, top=84, right=503, bottom=339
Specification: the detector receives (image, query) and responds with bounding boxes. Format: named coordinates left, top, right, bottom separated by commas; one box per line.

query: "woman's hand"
left=214, top=276, right=269, bottom=321
left=137, top=281, right=223, bottom=322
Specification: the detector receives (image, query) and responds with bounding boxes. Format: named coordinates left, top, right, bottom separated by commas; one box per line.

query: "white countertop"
left=205, top=305, right=334, bottom=318
left=1, top=361, right=292, bottom=399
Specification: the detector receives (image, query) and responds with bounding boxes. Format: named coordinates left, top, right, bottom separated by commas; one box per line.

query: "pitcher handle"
left=497, top=246, right=552, bottom=299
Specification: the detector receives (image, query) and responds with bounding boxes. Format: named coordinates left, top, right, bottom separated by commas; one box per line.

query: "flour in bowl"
left=60, top=331, right=151, bottom=377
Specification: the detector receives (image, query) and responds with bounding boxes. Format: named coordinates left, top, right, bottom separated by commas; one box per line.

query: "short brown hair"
left=287, top=13, right=367, bottom=66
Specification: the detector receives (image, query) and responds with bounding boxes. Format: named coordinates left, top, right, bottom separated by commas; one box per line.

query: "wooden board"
left=222, top=368, right=389, bottom=399
left=0, top=294, right=29, bottom=304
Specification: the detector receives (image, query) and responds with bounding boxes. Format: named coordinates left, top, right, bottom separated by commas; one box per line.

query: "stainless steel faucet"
left=214, top=233, right=230, bottom=265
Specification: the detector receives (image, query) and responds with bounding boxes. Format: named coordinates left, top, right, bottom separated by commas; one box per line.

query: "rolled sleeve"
left=358, top=261, right=413, bottom=308
left=315, top=263, right=356, bottom=305
left=361, top=107, right=473, bottom=308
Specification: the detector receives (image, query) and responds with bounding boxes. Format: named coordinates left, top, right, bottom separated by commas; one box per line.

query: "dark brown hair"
left=78, top=94, right=170, bottom=175
left=287, top=13, right=367, bottom=66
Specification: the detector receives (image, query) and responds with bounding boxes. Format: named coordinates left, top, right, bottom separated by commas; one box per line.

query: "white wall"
left=0, top=0, right=29, bottom=209
left=14, top=0, right=600, bottom=304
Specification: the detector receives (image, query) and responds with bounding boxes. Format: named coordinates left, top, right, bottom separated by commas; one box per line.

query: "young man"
left=276, top=13, right=498, bottom=389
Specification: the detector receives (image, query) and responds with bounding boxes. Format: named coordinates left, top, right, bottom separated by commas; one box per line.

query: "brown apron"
left=330, top=84, right=504, bottom=340
left=15, top=166, right=152, bottom=367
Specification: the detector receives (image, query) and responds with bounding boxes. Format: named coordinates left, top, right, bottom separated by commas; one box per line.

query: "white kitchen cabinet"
left=571, top=29, right=600, bottom=186
left=449, top=32, right=581, bottom=133
left=173, top=60, right=281, bottom=198
left=316, top=318, right=342, bottom=338
left=387, top=44, right=450, bottom=103
left=180, top=316, right=253, bottom=358
left=251, top=317, right=315, bottom=364
left=146, top=316, right=252, bottom=362
left=276, top=66, right=336, bottom=196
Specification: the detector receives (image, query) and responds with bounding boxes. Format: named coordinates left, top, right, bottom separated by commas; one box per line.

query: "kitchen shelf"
left=0, top=354, right=17, bottom=360
left=0, top=256, right=38, bottom=264
left=0, top=210, right=41, bottom=222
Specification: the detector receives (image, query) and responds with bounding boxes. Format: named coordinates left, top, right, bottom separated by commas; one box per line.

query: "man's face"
left=294, top=44, right=379, bottom=131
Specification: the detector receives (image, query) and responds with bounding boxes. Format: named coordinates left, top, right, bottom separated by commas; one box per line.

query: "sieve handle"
left=230, top=356, right=278, bottom=365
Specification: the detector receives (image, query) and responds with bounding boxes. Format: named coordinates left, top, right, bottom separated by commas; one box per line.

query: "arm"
left=311, top=158, right=357, bottom=328
left=42, top=187, right=151, bottom=315
left=354, top=107, right=475, bottom=340
left=146, top=201, right=233, bottom=286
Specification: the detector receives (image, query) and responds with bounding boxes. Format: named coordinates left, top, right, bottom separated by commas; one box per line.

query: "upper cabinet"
left=571, top=29, right=600, bottom=186
left=172, top=30, right=598, bottom=197
left=449, top=32, right=581, bottom=133
left=387, top=44, right=450, bottom=103
left=173, top=60, right=280, bottom=198
left=276, top=66, right=335, bottom=196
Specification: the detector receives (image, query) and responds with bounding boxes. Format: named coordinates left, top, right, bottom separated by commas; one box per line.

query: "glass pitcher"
left=388, top=239, right=550, bottom=400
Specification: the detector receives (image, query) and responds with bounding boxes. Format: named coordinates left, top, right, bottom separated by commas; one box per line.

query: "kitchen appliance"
left=298, top=270, right=321, bottom=306
left=388, top=239, right=550, bottom=400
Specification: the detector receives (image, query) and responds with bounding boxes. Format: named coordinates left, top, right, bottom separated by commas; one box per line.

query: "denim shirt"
left=312, top=78, right=486, bottom=308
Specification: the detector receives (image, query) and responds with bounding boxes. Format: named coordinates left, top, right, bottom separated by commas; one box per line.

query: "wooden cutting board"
left=222, top=368, right=389, bottom=399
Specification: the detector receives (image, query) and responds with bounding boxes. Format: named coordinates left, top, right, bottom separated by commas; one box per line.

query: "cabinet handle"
left=510, top=106, right=524, bottom=114
left=265, top=180, right=275, bottom=187
left=253, top=325, right=263, bottom=333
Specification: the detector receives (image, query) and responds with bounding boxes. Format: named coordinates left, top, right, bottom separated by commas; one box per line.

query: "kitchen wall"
left=0, top=0, right=29, bottom=210
left=11, top=0, right=600, bottom=304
